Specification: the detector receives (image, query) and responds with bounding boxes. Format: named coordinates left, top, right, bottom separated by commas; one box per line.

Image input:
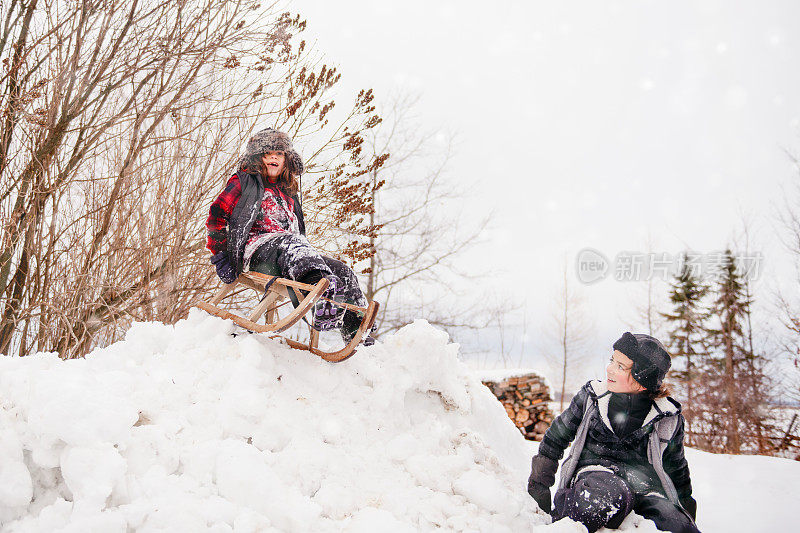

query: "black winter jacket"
left=207, top=171, right=306, bottom=276
left=537, top=381, right=694, bottom=505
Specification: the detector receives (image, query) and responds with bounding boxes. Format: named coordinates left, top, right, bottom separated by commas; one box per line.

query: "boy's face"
left=606, top=350, right=645, bottom=394
left=262, top=151, right=286, bottom=179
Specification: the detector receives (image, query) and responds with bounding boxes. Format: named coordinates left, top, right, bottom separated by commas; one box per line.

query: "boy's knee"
left=636, top=495, right=700, bottom=533
left=554, top=471, right=633, bottom=532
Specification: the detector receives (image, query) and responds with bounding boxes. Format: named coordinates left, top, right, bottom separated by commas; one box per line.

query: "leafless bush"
left=0, top=0, right=385, bottom=357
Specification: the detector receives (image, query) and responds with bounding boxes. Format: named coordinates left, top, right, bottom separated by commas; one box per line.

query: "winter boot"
left=311, top=274, right=345, bottom=332
left=340, top=310, right=377, bottom=345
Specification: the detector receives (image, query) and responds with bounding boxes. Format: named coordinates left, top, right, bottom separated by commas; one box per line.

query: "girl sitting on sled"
left=205, top=128, right=373, bottom=345
left=528, top=332, right=699, bottom=533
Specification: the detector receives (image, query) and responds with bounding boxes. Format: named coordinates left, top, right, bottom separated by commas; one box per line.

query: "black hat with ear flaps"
left=612, top=332, right=671, bottom=391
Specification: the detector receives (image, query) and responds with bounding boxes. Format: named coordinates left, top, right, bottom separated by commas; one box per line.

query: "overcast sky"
left=290, top=0, right=800, bottom=381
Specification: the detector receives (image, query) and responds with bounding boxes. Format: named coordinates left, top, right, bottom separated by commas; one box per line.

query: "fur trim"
left=642, top=396, right=680, bottom=426
left=597, top=391, right=613, bottom=431
left=588, top=380, right=678, bottom=430
left=239, top=128, right=304, bottom=175
left=588, top=380, right=613, bottom=431
left=588, top=379, right=608, bottom=396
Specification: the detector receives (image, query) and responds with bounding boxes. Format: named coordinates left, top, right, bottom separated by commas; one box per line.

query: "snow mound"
left=0, top=311, right=555, bottom=532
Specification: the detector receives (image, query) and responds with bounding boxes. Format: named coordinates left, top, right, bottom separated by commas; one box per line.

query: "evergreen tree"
left=661, top=254, right=710, bottom=441
left=737, top=269, right=774, bottom=454
left=703, top=249, right=755, bottom=454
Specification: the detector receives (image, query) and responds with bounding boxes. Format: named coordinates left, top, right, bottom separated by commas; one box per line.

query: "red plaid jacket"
left=206, top=174, right=303, bottom=255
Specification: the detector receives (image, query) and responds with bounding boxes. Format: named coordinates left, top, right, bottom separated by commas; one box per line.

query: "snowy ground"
left=0, top=312, right=797, bottom=532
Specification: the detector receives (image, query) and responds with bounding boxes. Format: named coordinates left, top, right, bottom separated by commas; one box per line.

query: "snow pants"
left=552, top=471, right=700, bottom=533
left=247, top=233, right=368, bottom=340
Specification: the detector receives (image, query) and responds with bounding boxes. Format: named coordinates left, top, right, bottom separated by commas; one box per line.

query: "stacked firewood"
left=482, top=373, right=554, bottom=441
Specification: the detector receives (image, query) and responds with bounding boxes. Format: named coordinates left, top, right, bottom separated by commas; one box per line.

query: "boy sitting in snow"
left=527, top=332, right=699, bottom=533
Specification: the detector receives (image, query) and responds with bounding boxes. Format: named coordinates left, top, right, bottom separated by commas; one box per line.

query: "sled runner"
left=196, top=270, right=379, bottom=363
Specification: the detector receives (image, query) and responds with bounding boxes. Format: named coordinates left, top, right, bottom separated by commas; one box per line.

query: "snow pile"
left=4, top=310, right=799, bottom=532
left=0, top=312, right=548, bottom=532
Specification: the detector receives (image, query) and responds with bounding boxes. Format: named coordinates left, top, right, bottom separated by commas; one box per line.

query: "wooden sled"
left=196, top=270, right=379, bottom=363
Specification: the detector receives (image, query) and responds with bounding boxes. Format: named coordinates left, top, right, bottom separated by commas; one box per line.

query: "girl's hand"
left=210, top=252, right=236, bottom=284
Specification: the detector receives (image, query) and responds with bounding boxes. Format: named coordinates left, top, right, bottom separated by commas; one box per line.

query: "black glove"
left=528, top=454, right=558, bottom=514
left=528, top=481, right=552, bottom=513
left=210, top=252, right=236, bottom=284
left=680, top=496, right=697, bottom=521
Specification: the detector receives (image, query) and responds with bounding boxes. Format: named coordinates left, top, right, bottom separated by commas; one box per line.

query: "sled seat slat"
left=248, top=291, right=282, bottom=323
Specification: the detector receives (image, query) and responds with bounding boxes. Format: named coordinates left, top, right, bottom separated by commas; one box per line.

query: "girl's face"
left=262, top=151, right=286, bottom=180
left=606, top=350, right=645, bottom=394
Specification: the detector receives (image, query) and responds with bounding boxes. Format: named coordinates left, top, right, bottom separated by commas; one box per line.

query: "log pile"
left=482, top=373, right=554, bottom=441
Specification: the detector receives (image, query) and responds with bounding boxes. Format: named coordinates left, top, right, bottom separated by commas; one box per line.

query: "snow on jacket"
left=538, top=380, right=694, bottom=508
left=206, top=172, right=306, bottom=273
